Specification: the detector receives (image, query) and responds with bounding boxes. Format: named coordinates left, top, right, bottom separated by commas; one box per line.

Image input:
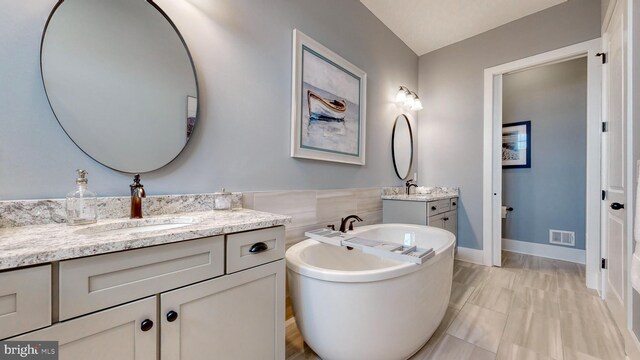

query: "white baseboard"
left=502, top=238, right=585, bottom=264
left=455, top=246, right=485, bottom=265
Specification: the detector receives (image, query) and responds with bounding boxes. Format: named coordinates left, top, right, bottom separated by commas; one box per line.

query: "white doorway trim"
left=482, top=39, right=602, bottom=290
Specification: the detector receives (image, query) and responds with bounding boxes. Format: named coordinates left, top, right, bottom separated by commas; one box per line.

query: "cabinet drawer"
left=427, top=199, right=450, bottom=216
left=450, top=198, right=458, bottom=211
left=226, top=226, right=285, bottom=273
left=59, top=236, right=224, bottom=320
left=0, top=265, right=51, bottom=339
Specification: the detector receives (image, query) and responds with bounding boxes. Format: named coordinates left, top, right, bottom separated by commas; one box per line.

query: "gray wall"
left=502, top=58, right=587, bottom=250
left=417, top=0, right=600, bottom=249
left=0, top=0, right=418, bottom=200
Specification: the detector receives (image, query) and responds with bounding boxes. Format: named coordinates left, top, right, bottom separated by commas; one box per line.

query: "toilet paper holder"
left=501, top=206, right=514, bottom=219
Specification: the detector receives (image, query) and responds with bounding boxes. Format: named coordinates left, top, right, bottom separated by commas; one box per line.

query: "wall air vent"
left=549, top=230, right=575, bottom=247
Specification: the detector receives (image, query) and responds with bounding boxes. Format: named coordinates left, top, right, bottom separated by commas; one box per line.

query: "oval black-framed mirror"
left=41, top=0, right=199, bottom=173
left=392, top=114, right=413, bottom=180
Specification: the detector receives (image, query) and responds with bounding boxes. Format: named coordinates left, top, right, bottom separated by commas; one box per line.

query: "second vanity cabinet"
left=383, top=197, right=458, bottom=240
left=7, top=226, right=286, bottom=360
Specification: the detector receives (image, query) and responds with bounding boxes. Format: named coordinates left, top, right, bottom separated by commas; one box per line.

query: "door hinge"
left=596, top=52, right=607, bottom=64
left=602, top=122, right=608, bottom=132
left=602, top=190, right=607, bottom=200
left=602, top=258, right=607, bottom=269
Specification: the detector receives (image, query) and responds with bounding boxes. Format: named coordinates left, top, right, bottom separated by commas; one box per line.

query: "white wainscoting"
left=502, top=238, right=586, bottom=264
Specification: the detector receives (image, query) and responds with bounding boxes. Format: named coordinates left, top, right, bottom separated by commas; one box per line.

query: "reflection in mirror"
left=392, top=114, right=413, bottom=180
left=41, top=0, right=198, bottom=173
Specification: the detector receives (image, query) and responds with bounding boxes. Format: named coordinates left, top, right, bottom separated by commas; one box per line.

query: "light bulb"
left=404, top=93, right=415, bottom=109
left=412, top=98, right=423, bottom=111
left=395, top=88, right=407, bottom=104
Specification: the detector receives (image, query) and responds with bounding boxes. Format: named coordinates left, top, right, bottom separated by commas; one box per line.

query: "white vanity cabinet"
left=383, top=198, right=458, bottom=240
left=3, top=225, right=286, bottom=360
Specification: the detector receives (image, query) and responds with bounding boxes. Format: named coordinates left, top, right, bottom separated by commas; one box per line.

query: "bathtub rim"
left=286, top=223, right=455, bottom=283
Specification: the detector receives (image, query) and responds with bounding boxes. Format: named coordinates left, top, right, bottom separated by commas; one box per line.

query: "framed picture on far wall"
left=290, top=29, right=367, bottom=165
left=502, top=121, right=531, bottom=168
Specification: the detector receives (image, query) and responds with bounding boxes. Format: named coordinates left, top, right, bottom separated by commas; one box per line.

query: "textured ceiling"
left=360, top=0, right=567, bottom=55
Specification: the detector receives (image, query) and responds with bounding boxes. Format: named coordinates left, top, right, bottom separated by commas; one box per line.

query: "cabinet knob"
left=431, top=206, right=437, bottom=211
left=443, top=217, right=449, bottom=221
left=249, top=242, right=269, bottom=254
left=452, top=202, right=456, bottom=206
left=166, top=311, right=178, bottom=322
left=140, top=319, right=154, bottom=332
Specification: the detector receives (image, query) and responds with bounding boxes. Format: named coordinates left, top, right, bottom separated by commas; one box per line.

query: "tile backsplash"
left=243, top=187, right=383, bottom=246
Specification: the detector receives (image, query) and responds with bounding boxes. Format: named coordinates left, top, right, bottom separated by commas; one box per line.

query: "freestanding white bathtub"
left=286, top=223, right=455, bottom=360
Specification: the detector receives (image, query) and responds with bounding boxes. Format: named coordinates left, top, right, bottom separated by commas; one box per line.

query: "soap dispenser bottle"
left=66, top=169, right=98, bottom=225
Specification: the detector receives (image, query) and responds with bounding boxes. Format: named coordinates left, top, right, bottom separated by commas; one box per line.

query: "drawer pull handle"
left=443, top=217, right=449, bottom=221
left=166, top=311, right=178, bottom=322
left=140, top=319, right=154, bottom=332
left=610, top=202, right=625, bottom=210
left=452, top=202, right=456, bottom=206
left=249, top=242, right=269, bottom=254
left=431, top=206, right=437, bottom=211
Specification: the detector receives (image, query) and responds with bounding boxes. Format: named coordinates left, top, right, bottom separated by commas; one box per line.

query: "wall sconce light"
left=395, top=86, right=423, bottom=111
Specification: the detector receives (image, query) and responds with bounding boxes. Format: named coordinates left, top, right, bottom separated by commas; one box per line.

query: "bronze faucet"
left=339, top=215, right=363, bottom=233
left=405, top=179, right=418, bottom=195
left=130, top=174, right=146, bottom=219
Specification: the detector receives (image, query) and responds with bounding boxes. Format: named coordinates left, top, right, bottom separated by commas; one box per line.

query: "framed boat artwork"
left=291, top=29, right=367, bottom=165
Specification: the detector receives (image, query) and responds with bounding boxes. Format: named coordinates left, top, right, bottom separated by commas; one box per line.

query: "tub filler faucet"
left=339, top=215, right=363, bottom=233
left=130, top=174, right=146, bottom=219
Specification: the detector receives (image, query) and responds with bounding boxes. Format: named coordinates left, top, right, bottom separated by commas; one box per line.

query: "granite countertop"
left=381, top=186, right=459, bottom=202
left=381, top=193, right=458, bottom=202
left=0, top=209, right=291, bottom=271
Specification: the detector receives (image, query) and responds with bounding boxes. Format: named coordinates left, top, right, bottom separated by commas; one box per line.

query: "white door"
left=11, top=297, right=157, bottom=360
left=601, top=0, right=628, bottom=331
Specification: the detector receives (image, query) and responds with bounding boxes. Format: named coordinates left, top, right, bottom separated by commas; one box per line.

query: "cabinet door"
left=429, top=217, right=445, bottom=229
left=0, top=265, right=51, bottom=339
left=427, top=211, right=446, bottom=230
left=11, top=297, right=157, bottom=360
left=444, top=211, right=458, bottom=239
left=161, top=260, right=285, bottom=360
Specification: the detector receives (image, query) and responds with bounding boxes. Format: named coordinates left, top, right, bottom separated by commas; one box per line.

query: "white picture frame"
left=290, top=29, right=367, bottom=165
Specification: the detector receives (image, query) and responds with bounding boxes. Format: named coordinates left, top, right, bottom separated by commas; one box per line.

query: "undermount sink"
left=75, top=217, right=199, bottom=236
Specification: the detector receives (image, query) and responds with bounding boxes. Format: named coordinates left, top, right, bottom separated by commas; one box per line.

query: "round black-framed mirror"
left=41, top=0, right=199, bottom=173
left=391, top=114, right=414, bottom=180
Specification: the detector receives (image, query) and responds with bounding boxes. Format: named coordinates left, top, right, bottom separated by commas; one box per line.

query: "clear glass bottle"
left=213, top=188, right=232, bottom=210
left=66, top=169, right=98, bottom=225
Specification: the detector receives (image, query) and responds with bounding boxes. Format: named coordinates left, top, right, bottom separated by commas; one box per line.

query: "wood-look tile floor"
left=285, top=252, right=627, bottom=360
